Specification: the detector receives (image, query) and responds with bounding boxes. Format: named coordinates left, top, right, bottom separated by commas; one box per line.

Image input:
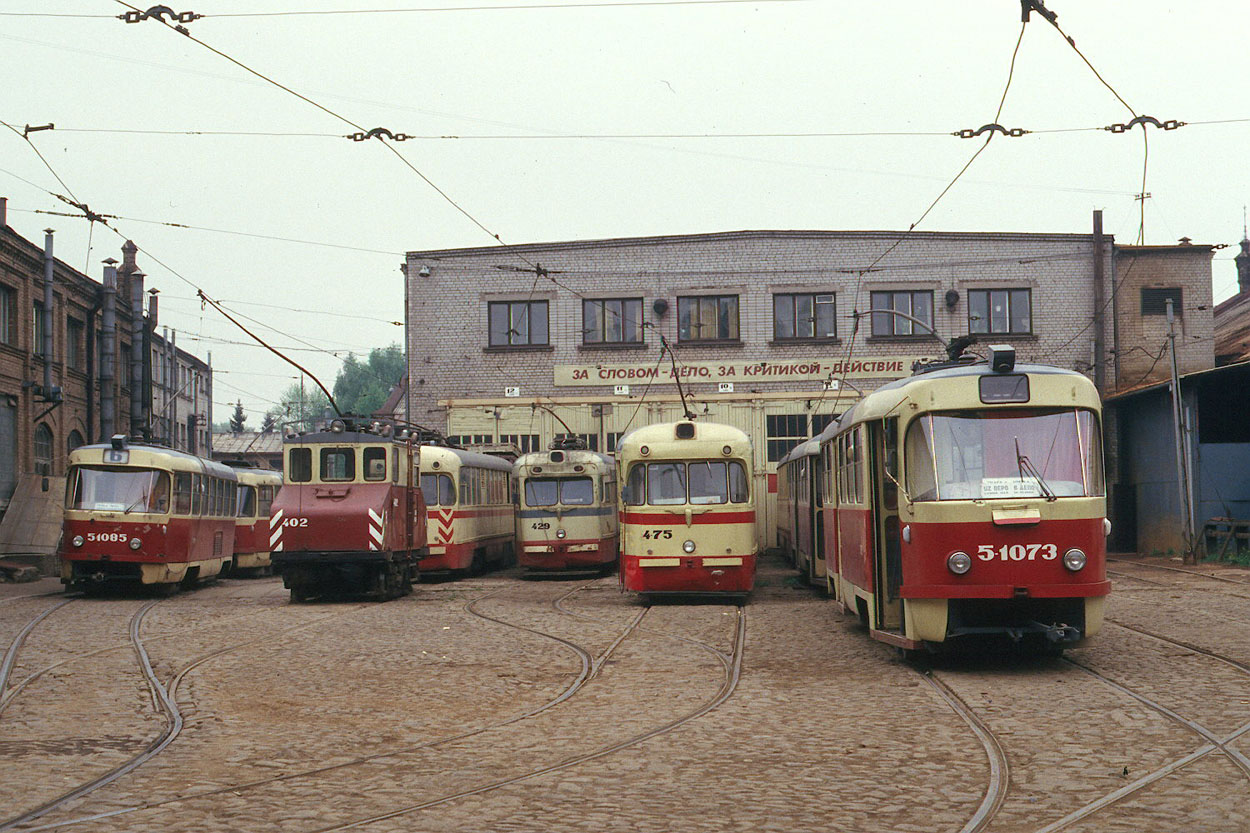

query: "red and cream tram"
left=232, top=467, right=282, bottom=574
left=513, top=441, right=618, bottom=572
left=61, top=436, right=239, bottom=593
left=776, top=438, right=825, bottom=586
left=617, top=420, right=757, bottom=600
left=418, top=445, right=515, bottom=576
left=820, top=346, right=1109, bottom=654
left=270, top=419, right=427, bottom=601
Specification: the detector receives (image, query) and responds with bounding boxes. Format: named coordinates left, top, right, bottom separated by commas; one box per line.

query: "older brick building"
left=0, top=198, right=212, bottom=570
left=404, top=215, right=1214, bottom=545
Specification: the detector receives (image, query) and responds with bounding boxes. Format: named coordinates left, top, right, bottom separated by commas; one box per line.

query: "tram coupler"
left=1039, top=623, right=1082, bottom=644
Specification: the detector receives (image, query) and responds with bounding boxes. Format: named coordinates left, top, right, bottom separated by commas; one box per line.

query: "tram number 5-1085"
left=977, top=543, right=1059, bottom=561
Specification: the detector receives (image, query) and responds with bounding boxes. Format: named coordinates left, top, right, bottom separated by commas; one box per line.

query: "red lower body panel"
left=621, top=553, right=756, bottom=595
left=520, top=537, right=617, bottom=570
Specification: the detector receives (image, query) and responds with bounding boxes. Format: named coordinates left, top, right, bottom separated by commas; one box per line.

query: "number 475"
left=642, top=529, right=673, bottom=540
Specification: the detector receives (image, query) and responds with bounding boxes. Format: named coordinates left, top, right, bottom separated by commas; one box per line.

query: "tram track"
left=2, top=599, right=366, bottom=832
left=1024, top=628, right=1250, bottom=833
left=305, top=602, right=747, bottom=833
left=909, top=667, right=1010, bottom=833
left=20, top=582, right=649, bottom=831
left=0, top=598, right=77, bottom=699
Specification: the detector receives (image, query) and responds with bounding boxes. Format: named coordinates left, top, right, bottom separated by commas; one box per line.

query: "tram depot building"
left=402, top=216, right=1217, bottom=549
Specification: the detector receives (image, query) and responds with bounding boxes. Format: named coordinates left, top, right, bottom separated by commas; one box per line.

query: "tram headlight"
left=556, top=528, right=567, bottom=539
left=72, top=535, right=84, bottom=548
left=129, top=538, right=142, bottom=551
left=1063, top=548, right=1087, bottom=572
left=947, top=551, right=972, bottom=575
left=682, top=540, right=696, bottom=554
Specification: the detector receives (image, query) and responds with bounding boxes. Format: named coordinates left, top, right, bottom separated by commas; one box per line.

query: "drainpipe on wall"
left=100, top=260, right=117, bottom=441
left=130, top=270, right=146, bottom=439
left=41, top=230, right=59, bottom=401
left=1092, top=210, right=1106, bottom=391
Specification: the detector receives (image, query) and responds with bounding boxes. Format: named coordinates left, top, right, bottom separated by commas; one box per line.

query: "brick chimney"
left=1237, top=235, right=1250, bottom=295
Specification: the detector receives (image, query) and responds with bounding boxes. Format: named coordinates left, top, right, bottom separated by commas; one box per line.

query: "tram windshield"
left=524, top=477, right=593, bottom=507
left=69, top=466, right=171, bottom=514
left=905, top=408, right=1103, bottom=501
left=623, top=461, right=749, bottom=506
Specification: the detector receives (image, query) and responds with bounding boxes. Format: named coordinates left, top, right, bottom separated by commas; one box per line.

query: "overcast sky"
left=2, top=0, right=1247, bottom=425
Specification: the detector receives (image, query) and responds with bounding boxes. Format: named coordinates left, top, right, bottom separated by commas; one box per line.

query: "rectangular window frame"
left=583, top=297, right=643, bottom=345
left=969, top=288, right=1032, bottom=335
left=869, top=290, right=934, bottom=337
left=488, top=300, right=550, bottom=347
left=0, top=284, right=14, bottom=345
left=773, top=292, right=837, bottom=341
left=677, top=294, right=740, bottom=343
left=1141, top=287, right=1183, bottom=317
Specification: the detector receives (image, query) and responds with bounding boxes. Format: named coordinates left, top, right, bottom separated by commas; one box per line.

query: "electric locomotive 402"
left=270, top=418, right=427, bottom=601
left=513, top=439, right=618, bottom=573
left=61, top=436, right=239, bottom=593
left=821, top=345, right=1109, bottom=654
left=617, top=420, right=757, bottom=600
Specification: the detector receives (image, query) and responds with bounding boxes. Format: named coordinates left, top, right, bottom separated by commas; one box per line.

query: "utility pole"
left=1166, top=299, right=1195, bottom=563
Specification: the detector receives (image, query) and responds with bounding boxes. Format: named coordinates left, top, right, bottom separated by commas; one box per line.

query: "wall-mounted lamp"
left=652, top=298, right=669, bottom=317
left=418, top=265, right=432, bottom=278
left=944, top=289, right=960, bottom=310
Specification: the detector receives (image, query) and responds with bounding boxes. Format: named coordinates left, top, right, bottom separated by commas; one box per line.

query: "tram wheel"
left=290, top=587, right=309, bottom=603
left=470, top=550, right=486, bottom=577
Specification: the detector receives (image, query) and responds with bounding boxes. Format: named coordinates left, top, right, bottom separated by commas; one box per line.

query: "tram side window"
left=420, top=473, right=454, bottom=505
left=623, top=464, right=646, bottom=506
left=526, top=478, right=558, bottom=507
left=728, top=461, right=748, bottom=503
left=364, top=447, right=387, bottom=481
left=239, top=485, right=257, bottom=519
left=191, top=474, right=203, bottom=515
left=321, top=448, right=355, bottom=482
left=174, top=472, right=192, bottom=515
left=561, top=477, right=593, bottom=505
left=258, top=485, right=275, bottom=517
left=289, top=448, right=312, bottom=483
left=459, top=473, right=470, bottom=505
left=689, top=462, right=729, bottom=505
left=228, top=482, right=238, bottom=517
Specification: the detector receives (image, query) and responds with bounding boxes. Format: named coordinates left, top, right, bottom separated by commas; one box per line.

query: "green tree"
left=260, top=412, right=277, bottom=433
left=332, top=344, right=405, bottom=416
left=229, top=400, right=247, bottom=433
left=267, top=381, right=332, bottom=433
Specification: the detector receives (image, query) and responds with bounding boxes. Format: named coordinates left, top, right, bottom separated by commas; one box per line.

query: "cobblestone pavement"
left=1, top=555, right=1247, bottom=832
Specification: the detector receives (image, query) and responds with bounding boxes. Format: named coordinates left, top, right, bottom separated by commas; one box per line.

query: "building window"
left=500, top=433, right=541, bottom=453
left=34, top=423, right=53, bottom=476
left=67, top=430, right=85, bottom=455
left=678, top=295, right=739, bottom=342
left=773, top=293, right=836, bottom=340
left=583, top=298, right=643, bottom=344
left=33, top=301, right=46, bottom=355
left=766, top=414, right=809, bottom=463
left=447, top=434, right=492, bottom=447
left=67, top=318, right=84, bottom=371
left=488, top=300, right=549, bottom=347
left=870, top=290, right=933, bottom=337
left=606, top=432, right=624, bottom=454
left=0, top=284, right=14, bottom=345
left=969, top=289, right=1032, bottom=334
left=1141, top=287, right=1183, bottom=317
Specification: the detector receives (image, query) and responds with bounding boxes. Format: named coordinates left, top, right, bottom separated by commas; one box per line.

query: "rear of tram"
left=617, top=421, right=757, bottom=599
left=514, top=444, right=618, bottom=572
left=895, top=351, right=1109, bottom=651
left=232, top=468, right=281, bottom=573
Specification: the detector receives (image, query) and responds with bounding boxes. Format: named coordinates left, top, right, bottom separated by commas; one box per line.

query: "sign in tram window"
left=979, top=374, right=1030, bottom=403
left=289, top=448, right=312, bottom=482
left=363, top=447, right=387, bottom=481
left=320, top=448, right=355, bottom=481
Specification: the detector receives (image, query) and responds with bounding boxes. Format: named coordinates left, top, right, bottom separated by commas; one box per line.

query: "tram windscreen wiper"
left=1015, top=437, right=1056, bottom=501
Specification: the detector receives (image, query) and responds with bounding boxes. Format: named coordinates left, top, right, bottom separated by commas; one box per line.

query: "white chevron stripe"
left=369, top=541, right=378, bottom=551
left=273, top=542, right=283, bottom=552
left=369, top=525, right=384, bottom=546
left=269, top=509, right=284, bottom=529
left=368, top=507, right=384, bottom=525
left=270, top=528, right=283, bottom=548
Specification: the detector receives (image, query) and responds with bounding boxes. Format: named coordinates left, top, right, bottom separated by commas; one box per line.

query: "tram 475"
left=617, top=420, right=757, bottom=600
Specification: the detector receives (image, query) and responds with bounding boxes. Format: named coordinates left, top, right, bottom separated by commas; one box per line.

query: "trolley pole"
left=1166, top=299, right=1195, bottom=564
